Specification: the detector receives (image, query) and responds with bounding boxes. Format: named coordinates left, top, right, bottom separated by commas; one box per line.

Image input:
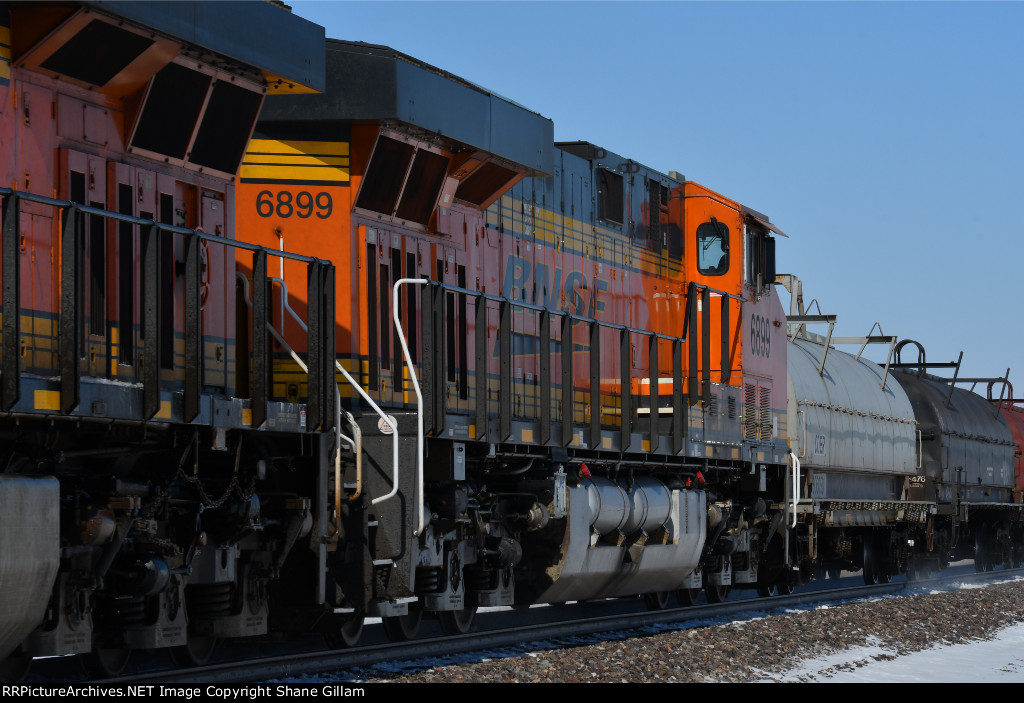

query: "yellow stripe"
left=242, top=154, right=349, bottom=167
left=263, top=72, right=321, bottom=96
left=0, top=26, right=10, bottom=47
left=247, top=139, right=349, bottom=157
left=240, top=164, right=349, bottom=182
left=34, top=390, right=60, bottom=411
left=155, top=400, right=172, bottom=419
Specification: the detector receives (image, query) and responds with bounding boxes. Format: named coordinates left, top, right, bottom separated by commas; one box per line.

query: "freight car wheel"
left=705, top=584, right=731, bottom=603
left=382, top=606, right=423, bottom=642
left=81, top=647, right=131, bottom=678
left=974, top=531, right=995, bottom=572
left=675, top=588, right=702, bottom=607
left=169, top=636, right=220, bottom=667
left=642, top=591, right=671, bottom=610
left=756, top=582, right=778, bottom=598
left=862, top=537, right=880, bottom=585
left=777, top=579, right=795, bottom=595
left=438, top=606, right=478, bottom=635
left=323, top=611, right=365, bottom=648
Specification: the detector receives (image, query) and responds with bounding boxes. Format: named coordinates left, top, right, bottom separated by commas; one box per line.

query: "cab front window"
left=696, top=219, right=729, bottom=275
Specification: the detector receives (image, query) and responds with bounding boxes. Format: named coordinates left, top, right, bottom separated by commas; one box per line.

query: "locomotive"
left=0, top=1, right=1021, bottom=682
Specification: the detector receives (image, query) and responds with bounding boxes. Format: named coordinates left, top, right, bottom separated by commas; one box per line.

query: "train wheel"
left=704, top=584, right=731, bottom=603
left=675, top=588, right=701, bottom=607
left=382, top=606, right=423, bottom=642
left=777, top=578, right=795, bottom=595
left=81, top=647, right=131, bottom=678
left=974, top=532, right=994, bottom=573
left=438, top=606, right=477, bottom=635
left=0, top=651, right=32, bottom=683
left=643, top=591, right=672, bottom=610
left=169, top=635, right=220, bottom=668
left=825, top=565, right=843, bottom=580
left=323, top=611, right=365, bottom=649
left=862, top=537, right=879, bottom=585
left=757, top=582, right=778, bottom=598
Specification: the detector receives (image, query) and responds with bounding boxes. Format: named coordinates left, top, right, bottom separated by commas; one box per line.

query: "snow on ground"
left=761, top=621, right=1024, bottom=683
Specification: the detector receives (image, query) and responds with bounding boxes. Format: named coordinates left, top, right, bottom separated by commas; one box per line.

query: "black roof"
left=260, top=39, right=554, bottom=176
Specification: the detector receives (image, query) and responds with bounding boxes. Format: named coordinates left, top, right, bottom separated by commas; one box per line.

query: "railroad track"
left=24, top=566, right=1017, bottom=685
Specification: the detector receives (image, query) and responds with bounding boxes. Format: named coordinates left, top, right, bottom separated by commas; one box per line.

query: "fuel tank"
left=533, top=476, right=706, bottom=603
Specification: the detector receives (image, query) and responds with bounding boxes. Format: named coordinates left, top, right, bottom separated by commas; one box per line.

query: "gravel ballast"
left=345, top=578, right=1024, bottom=683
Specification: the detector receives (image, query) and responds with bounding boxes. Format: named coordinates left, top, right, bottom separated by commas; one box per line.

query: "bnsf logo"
left=749, top=314, right=772, bottom=358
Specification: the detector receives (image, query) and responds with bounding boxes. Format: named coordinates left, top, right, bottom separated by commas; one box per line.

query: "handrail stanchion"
left=393, top=278, right=429, bottom=535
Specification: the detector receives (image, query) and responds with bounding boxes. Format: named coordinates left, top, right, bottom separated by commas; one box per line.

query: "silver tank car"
left=895, top=371, right=1015, bottom=504
left=893, top=369, right=1022, bottom=570
left=787, top=335, right=918, bottom=505
left=786, top=331, right=930, bottom=583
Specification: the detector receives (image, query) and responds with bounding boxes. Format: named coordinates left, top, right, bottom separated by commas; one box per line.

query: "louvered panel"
left=744, top=383, right=758, bottom=440
left=759, top=386, right=773, bottom=440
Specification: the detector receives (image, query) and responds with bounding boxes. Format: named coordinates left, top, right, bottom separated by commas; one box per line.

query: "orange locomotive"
left=0, top=0, right=329, bottom=679
left=237, top=40, right=794, bottom=637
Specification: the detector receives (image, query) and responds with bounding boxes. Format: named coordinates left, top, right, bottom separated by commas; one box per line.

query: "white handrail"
left=235, top=273, right=399, bottom=507
left=789, top=452, right=801, bottom=528
left=393, top=278, right=429, bottom=536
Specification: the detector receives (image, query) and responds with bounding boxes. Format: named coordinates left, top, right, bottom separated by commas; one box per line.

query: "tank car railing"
left=891, top=339, right=967, bottom=408
left=0, top=187, right=337, bottom=435
left=786, top=312, right=900, bottom=389
left=403, top=278, right=742, bottom=456
left=947, top=372, right=1022, bottom=417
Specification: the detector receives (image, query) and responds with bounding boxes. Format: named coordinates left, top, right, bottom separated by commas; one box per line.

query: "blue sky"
left=291, top=0, right=1024, bottom=387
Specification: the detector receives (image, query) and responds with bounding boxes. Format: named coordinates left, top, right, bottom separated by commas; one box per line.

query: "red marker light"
left=696, top=471, right=705, bottom=484
left=580, top=463, right=591, bottom=478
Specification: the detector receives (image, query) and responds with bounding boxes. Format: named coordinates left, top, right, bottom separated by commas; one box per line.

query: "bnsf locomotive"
left=0, top=1, right=1021, bottom=682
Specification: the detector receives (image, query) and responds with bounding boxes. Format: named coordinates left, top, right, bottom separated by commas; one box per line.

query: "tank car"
left=998, top=400, right=1024, bottom=501
left=0, top=0, right=326, bottom=679
left=778, top=276, right=1024, bottom=582
left=239, top=39, right=798, bottom=643
left=889, top=343, right=1022, bottom=572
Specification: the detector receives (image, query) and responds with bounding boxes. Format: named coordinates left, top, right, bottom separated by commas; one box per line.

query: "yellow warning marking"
left=155, top=400, right=171, bottom=419
left=239, top=164, right=349, bottom=182
left=247, top=139, right=349, bottom=156
left=243, top=153, right=348, bottom=166
left=34, top=390, right=59, bottom=411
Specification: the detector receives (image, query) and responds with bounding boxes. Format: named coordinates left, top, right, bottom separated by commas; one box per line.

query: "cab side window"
left=696, top=219, right=728, bottom=275
left=597, top=168, right=623, bottom=224
left=746, top=224, right=776, bottom=293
